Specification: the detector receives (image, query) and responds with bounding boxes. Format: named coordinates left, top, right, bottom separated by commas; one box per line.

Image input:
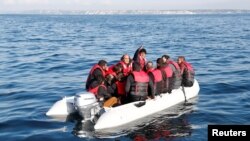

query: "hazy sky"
left=0, top=0, right=249, bottom=12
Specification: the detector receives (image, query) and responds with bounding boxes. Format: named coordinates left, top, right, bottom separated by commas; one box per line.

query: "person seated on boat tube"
left=133, top=46, right=147, bottom=71
left=162, top=55, right=182, bottom=89
left=105, top=74, right=117, bottom=96
left=148, top=59, right=164, bottom=96
left=114, top=72, right=127, bottom=104
left=117, top=54, right=133, bottom=77
left=125, top=62, right=154, bottom=102
left=145, top=61, right=154, bottom=73
left=177, top=56, right=195, bottom=87
left=88, top=75, right=118, bottom=107
left=105, top=72, right=127, bottom=105
left=105, top=72, right=127, bottom=106
left=105, top=72, right=128, bottom=105
left=86, top=60, right=108, bottom=90
left=158, top=58, right=173, bottom=94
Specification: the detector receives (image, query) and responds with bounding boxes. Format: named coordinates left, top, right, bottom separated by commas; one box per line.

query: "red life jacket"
left=133, top=71, right=149, bottom=82
left=161, top=65, right=173, bottom=93
left=88, top=84, right=107, bottom=96
left=146, top=68, right=154, bottom=74
left=115, top=81, right=126, bottom=95
left=180, top=62, right=195, bottom=87
left=168, top=60, right=180, bottom=72
left=130, top=71, right=149, bottom=96
left=151, top=69, right=162, bottom=83
left=89, top=64, right=105, bottom=76
left=168, top=60, right=182, bottom=89
left=162, top=65, right=173, bottom=78
left=106, top=65, right=117, bottom=78
left=150, top=69, right=163, bottom=95
left=86, top=64, right=106, bottom=89
left=183, top=62, right=194, bottom=72
left=119, top=61, right=132, bottom=76
left=180, top=62, right=194, bottom=75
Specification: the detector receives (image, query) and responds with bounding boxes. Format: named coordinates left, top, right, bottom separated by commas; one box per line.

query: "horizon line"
left=1, top=9, right=250, bottom=15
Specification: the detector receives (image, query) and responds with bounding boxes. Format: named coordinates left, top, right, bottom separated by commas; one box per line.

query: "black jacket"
left=125, top=73, right=154, bottom=101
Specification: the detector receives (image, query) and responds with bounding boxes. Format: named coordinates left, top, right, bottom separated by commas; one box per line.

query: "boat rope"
left=181, top=85, right=187, bottom=103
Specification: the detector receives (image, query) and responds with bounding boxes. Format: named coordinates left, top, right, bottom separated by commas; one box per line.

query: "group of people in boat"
left=85, top=46, right=195, bottom=107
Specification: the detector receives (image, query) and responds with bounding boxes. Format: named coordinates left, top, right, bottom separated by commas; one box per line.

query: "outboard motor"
left=74, top=92, right=101, bottom=122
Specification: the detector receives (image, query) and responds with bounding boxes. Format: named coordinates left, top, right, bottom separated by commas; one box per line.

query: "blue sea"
left=0, top=13, right=250, bottom=141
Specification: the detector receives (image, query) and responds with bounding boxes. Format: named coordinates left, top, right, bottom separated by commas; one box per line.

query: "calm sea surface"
left=0, top=14, right=250, bottom=141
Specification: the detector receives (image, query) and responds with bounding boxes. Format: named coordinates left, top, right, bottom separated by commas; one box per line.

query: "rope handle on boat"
left=134, top=101, right=146, bottom=108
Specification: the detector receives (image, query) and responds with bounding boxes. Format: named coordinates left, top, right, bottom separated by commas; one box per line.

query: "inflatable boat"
left=46, top=79, right=200, bottom=130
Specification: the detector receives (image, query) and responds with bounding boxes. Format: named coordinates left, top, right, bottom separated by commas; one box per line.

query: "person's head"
left=132, top=62, right=141, bottom=71
left=162, top=55, right=170, bottom=63
left=121, top=54, right=130, bottom=64
left=156, top=58, right=164, bottom=68
left=177, top=56, right=186, bottom=64
left=96, top=75, right=105, bottom=85
left=145, top=61, right=153, bottom=71
left=98, top=60, right=108, bottom=71
left=105, top=74, right=114, bottom=85
left=113, top=64, right=123, bottom=74
left=139, top=48, right=147, bottom=59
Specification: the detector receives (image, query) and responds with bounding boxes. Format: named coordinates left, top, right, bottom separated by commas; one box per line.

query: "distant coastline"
left=1, top=9, right=250, bottom=15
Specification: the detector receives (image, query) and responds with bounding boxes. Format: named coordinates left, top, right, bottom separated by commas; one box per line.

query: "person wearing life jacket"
left=105, top=74, right=116, bottom=96
left=106, top=63, right=123, bottom=79
left=125, top=62, right=154, bottom=102
left=148, top=60, right=164, bottom=96
left=88, top=75, right=118, bottom=107
left=145, top=61, right=154, bottom=73
left=114, top=72, right=127, bottom=104
left=117, top=54, right=133, bottom=77
left=105, top=72, right=127, bottom=105
left=133, top=46, right=147, bottom=70
left=158, top=58, right=173, bottom=94
left=177, top=56, right=195, bottom=87
left=85, top=60, right=108, bottom=90
left=162, top=55, right=182, bottom=89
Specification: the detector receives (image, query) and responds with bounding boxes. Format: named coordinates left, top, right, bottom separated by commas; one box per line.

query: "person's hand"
left=147, top=96, right=155, bottom=100
left=97, top=96, right=104, bottom=102
left=147, top=96, right=152, bottom=99
left=104, top=66, right=109, bottom=71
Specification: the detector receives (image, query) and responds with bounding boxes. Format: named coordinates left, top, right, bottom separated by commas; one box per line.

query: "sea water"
left=0, top=13, right=250, bottom=141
